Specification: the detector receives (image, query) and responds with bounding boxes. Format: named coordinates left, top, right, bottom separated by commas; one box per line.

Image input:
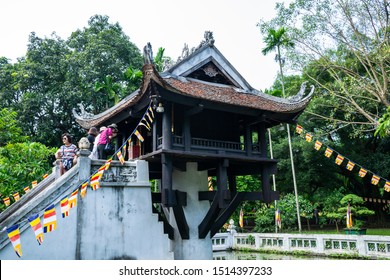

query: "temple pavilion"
left=73, top=32, right=313, bottom=239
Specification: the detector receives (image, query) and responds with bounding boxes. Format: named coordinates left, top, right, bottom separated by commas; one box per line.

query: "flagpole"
left=268, top=128, right=278, bottom=233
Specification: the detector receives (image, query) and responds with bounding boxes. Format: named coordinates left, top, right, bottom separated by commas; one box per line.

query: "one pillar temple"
left=72, top=31, right=313, bottom=259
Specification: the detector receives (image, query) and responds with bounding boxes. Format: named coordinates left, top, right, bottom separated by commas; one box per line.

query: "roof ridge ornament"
left=176, top=31, right=215, bottom=63
left=143, top=42, right=154, bottom=65
left=287, top=82, right=315, bottom=102
left=72, top=103, right=94, bottom=120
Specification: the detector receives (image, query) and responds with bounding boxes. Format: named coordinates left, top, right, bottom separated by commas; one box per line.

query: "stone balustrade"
left=212, top=232, right=390, bottom=258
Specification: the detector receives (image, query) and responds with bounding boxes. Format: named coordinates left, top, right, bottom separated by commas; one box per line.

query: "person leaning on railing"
left=55, top=133, right=78, bottom=176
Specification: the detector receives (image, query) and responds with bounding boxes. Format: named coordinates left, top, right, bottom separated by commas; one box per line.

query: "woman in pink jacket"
left=97, top=124, right=118, bottom=159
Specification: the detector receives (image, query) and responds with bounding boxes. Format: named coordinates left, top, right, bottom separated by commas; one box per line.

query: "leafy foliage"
left=0, top=109, right=55, bottom=211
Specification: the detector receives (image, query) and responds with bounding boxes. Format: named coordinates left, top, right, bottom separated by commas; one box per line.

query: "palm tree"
left=262, top=27, right=302, bottom=232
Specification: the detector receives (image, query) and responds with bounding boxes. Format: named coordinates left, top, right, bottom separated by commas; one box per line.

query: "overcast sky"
left=1, top=0, right=293, bottom=91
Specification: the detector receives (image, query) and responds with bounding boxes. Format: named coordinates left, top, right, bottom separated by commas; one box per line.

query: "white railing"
left=212, top=232, right=390, bottom=258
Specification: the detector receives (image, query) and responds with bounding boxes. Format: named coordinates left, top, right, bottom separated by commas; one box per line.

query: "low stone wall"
left=213, top=232, right=390, bottom=258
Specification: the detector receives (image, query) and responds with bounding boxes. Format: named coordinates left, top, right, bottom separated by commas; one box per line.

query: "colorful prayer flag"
left=97, top=165, right=106, bottom=178
left=3, top=197, right=10, bottom=207
left=371, top=175, right=380, bottom=185
left=43, top=204, right=57, bottom=233
left=28, top=213, right=44, bottom=245
left=335, top=154, right=344, bottom=165
left=117, top=150, right=125, bottom=164
left=346, top=203, right=353, bottom=229
left=60, top=197, right=70, bottom=218
left=385, top=181, right=390, bottom=192
left=90, top=174, right=101, bottom=191
left=69, top=189, right=78, bottom=208
left=359, top=168, right=367, bottom=178
left=146, top=112, right=153, bottom=124
left=134, top=129, right=144, bottom=142
left=80, top=181, right=88, bottom=198
left=104, top=158, right=112, bottom=171
left=122, top=144, right=127, bottom=159
left=239, top=208, right=244, bottom=228
left=346, top=161, right=355, bottom=171
left=139, top=118, right=151, bottom=131
left=24, top=186, right=30, bottom=194
left=305, top=133, right=313, bottom=142
left=314, top=140, right=322, bottom=151
left=12, top=192, right=20, bottom=202
left=208, top=177, right=214, bottom=191
left=324, top=147, right=333, bottom=158
left=42, top=173, right=49, bottom=179
left=296, top=125, right=303, bottom=134
left=148, top=105, right=155, bottom=118
left=275, top=209, right=281, bottom=229
left=6, top=224, right=22, bottom=257
left=32, top=180, right=38, bottom=188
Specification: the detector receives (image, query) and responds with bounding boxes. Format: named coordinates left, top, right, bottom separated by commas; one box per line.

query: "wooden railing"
left=158, top=135, right=260, bottom=154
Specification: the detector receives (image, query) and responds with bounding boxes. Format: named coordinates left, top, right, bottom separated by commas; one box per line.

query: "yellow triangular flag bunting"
left=6, top=224, right=22, bottom=258
left=32, top=181, right=38, bottom=188
left=80, top=182, right=88, bottom=198
left=90, top=173, right=101, bottom=191
left=24, top=186, right=30, bottom=194
left=134, top=129, right=144, bottom=142
left=371, top=175, right=380, bottom=185
left=117, top=150, right=125, bottom=164
left=3, top=197, right=10, bottom=207
left=314, top=140, right=322, bottom=151
left=296, top=125, right=303, bottom=134
left=385, top=181, right=390, bottom=192
left=305, top=133, right=312, bottom=142
left=12, top=192, right=20, bottom=202
left=139, top=120, right=151, bottom=131
left=43, top=204, right=57, bottom=233
left=325, top=147, right=333, bottom=158
left=346, top=161, right=355, bottom=171
left=148, top=106, right=155, bottom=118
left=239, top=208, right=244, bottom=228
left=146, top=112, right=153, bottom=124
left=104, top=158, right=112, bottom=171
left=69, top=189, right=78, bottom=208
left=359, top=168, right=367, bottom=178
left=335, top=154, right=344, bottom=165
left=60, top=197, right=70, bottom=218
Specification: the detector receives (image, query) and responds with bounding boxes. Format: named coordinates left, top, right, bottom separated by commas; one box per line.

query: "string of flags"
left=295, top=124, right=390, bottom=192
left=2, top=173, right=50, bottom=208
left=1, top=102, right=156, bottom=258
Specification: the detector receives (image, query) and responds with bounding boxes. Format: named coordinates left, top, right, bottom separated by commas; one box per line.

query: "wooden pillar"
left=162, top=102, right=172, bottom=150
left=259, top=122, right=267, bottom=157
left=152, top=117, right=157, bottom=151
left=162, top=153, right=174, bottom=206
left=217, top=159, right=229, bottom=208
left=261, top=167, right=272, bottom=203
left=183, top=116, right=191, bottom=151
left=245, top=125, right=252, bottom=156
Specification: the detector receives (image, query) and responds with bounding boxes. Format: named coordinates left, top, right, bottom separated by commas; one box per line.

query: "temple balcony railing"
left=157, top=135, right=261, bottom=156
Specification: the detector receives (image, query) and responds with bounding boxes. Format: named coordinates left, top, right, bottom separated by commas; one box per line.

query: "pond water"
left=213, top=250, right=332, bottom=260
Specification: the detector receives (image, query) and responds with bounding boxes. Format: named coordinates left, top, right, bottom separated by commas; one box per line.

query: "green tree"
left=0, top=109, right=54, bottom=211
left=254, top=193, right=314, bottom=232
left=0, top=15, right=143, bottom=147
left=325, top=194, right=375, bottom=231
left=259, top=0, right=390, bottom=135
left=261, top=26, right=302, bottom=231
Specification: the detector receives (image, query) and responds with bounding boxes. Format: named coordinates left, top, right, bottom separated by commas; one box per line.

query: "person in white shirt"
left=90, top=126, right=106, bottom=159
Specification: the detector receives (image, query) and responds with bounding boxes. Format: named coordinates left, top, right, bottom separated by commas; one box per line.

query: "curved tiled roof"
left=163, top=77, right=312, bottom=113
left=73, top=63, right=313, bottom=129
